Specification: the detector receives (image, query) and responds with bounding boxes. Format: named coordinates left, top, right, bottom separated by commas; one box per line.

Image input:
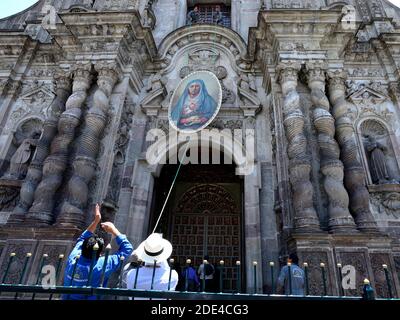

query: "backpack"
left=204, top=263, right=214, bottom=276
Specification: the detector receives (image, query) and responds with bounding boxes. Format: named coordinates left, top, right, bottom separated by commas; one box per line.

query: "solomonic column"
left=327, top=70, right=378, bottom=232
left=307, top=63, right=357, bottom=233
left=277, top=63, right=320, bottom=232
left=57, top=62, right=119, bottom=228
left=9, top=72, right=72, bottom=223
left=26, top=63, right=93, bottom=225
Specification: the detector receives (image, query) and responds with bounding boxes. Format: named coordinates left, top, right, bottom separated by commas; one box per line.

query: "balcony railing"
left=0, top=252, right=398, bottom=300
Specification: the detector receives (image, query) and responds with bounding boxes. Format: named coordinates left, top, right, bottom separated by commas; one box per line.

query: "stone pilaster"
left=277, top=62, right=320, bottom=232
left=307, top=63, right=357, bottom=233
left=57, top=62, right=119, bottom=228
left=9, top=73, right=72, bottom=223
left=26, top=63, right=93, bottom=225
left=327, top=70, right=378, bottom=232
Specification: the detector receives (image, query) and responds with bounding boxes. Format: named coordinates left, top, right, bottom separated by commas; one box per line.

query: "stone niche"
left=359, top=119, right=400, bottom=186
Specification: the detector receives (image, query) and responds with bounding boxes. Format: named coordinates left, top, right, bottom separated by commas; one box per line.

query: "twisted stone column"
left=307, top=64, right=357, bottom=233
left=277, top=63, right=320, bottom=232
left=57, top=62, right=119, bottom=228
left=9, top=73, right=72, bottom=223
left=27, top=64, right=92, bottom=224
left=327, top=70, right=378, bottom=232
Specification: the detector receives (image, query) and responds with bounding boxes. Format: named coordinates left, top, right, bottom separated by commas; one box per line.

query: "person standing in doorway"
left=198, top=255, right=215, bottom=292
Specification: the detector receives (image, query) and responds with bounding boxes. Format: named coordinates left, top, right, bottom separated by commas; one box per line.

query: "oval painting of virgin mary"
left=169, top=71, right=222, bottom=133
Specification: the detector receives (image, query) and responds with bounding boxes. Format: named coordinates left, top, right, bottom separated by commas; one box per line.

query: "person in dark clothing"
left=183, top=262, right=200, bottom=292
left=198, top=255, right=215, bottom=292
left=187, top=6, right=200, bottom=25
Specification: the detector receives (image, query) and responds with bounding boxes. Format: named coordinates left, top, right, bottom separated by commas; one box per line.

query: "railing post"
left=219, top=260, right=224, bottom=293
left=32, top=254, right=48, bottom=300
left=167, top=258, right=174, bottom=291
left=337, top=263, right=344, bottom=297
left=14, top=253, right=32, bottom=299
left=1, top=253, right=16, bottom=284
left=114, top=256, right=126, bottom=300
left=303, top=262, right=309, bottom=296
left=236, top=261, right=241, bottom=294
left=253, top=261, right=257, bottom=294
left=202, top=260, right=207, bottom=293
left=65, top=254, right=80, bottom=300
left=383, top=264, right=393, bottom=299
left=320, top=263, right=327, bottom=297
left=86, top=243, right=99, bottom=287
left=269, top=262, right=275, bottom=295
left=49, top=254, right=64, bottom=300
left=287, top=262, right=292, bottom=296
left=185, top=259, right=190, bottom=292
left=362, top=279, right=375, bottom=301
left=99, top=244, right=111, bottom=288
left=150, top=260, right=157, bottom=290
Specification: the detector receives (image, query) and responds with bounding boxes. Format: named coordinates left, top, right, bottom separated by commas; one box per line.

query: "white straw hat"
left=135, top=233, right=173, bottom=264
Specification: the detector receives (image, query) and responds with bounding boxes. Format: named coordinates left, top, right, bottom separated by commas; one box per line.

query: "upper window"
left=187, top=4, right=231, bottom=28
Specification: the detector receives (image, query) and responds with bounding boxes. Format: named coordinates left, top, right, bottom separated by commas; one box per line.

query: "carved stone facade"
left=0, top=0, right=399, bottom=297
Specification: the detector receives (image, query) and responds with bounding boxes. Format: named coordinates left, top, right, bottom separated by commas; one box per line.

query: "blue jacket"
left=277, top=264, right=305, bottom=296
left=63, top=230, right=133, bottom=300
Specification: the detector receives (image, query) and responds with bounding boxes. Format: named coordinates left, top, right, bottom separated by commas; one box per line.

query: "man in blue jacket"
left=63, top=204, right=133, bottom=300
left=277, top=253, right=305, bottom=296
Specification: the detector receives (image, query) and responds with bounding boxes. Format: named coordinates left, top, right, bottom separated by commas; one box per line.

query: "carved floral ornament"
left=157, top=26, right=250, bottom=71
left=4, top=84, right=55, bottom=134
left=346, top=80, right=395, bottom=124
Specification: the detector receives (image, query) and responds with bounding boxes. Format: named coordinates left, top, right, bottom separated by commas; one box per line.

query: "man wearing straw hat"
left=126, top=233, right=179, bottom=298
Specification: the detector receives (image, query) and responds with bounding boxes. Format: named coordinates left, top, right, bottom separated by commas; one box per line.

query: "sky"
left=0, top=0, right=400, bottom=19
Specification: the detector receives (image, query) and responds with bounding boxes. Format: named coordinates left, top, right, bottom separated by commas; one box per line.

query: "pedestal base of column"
left=328, top=217, right=358, bottom=234
left=24, top=211, right=54, bottom=225
left=356, top=221, right=380, bottom=234
left=294, top=217, right=321, bottom=233
left=56, top=212, right=85, bottom=229
left=6, top=212, right=26, bottom=224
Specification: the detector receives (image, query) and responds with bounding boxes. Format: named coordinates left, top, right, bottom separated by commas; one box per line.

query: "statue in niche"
left=365, top=135, right=390, bottom=185
left=2, top=131, right=41, bottom=180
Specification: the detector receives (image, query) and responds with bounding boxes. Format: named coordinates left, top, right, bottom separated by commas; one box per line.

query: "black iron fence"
left=0, top=252, right=398, bottom=300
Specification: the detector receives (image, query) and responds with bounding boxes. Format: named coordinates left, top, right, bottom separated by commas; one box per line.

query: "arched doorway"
left=149, top=163, right=244, bottom=292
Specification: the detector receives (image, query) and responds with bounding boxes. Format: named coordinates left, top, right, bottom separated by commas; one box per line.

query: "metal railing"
left=0, top=252, right=398, bottom=301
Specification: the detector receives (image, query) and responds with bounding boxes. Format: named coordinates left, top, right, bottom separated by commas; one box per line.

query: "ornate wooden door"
left=171, top=184, right=241, bottom=292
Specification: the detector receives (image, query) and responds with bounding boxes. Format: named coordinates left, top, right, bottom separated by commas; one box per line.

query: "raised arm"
left=87, top=203, right=101, bottom=234
left=101, top=222, right=134, bottom=274
left=68, top=204, right=102, bottom=262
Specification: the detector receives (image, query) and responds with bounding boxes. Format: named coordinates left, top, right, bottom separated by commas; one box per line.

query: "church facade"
left=0, top=0, right=400, bottom=297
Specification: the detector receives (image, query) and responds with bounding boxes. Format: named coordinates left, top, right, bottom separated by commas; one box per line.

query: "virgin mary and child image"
left=169, top=72, right=221, bottom=132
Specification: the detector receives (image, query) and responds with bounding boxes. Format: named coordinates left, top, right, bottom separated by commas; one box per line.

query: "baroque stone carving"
left=0, top=181, right=20, bottom=212
left=58, top=62, right=119, bottom=228
left=327, top=70, right=377, bottom=232
left=277, top=62, right=320, bottom=232
left=28, top=63, right=93, bottom=225
left=365, top=136, right=390, bottom=185
left=307, top=63, right=356, bottom=232
left=2, top=136, right=40, bottom=180
left=371, top=192, right=400, bottom=218
left=10, top=73, right=71, bottom=220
